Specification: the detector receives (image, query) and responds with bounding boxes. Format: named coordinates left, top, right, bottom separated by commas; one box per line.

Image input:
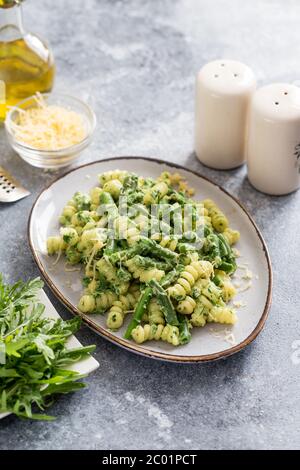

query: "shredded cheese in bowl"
left=11, top=93, right=87, bottom=150
left=5, top=92, right=96, bottom=169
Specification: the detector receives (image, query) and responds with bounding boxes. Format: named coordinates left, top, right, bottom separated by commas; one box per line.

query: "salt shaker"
left=195, top=60, right=256, bottom=169
left=247, top=83, right=300, bottom=195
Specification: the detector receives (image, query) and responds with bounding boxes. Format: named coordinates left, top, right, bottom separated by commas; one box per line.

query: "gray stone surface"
left=0, top=0, right=299, bottom=450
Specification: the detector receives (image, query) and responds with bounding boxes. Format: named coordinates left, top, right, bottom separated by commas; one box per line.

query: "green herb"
left=0, top=276, right=95, bottom=420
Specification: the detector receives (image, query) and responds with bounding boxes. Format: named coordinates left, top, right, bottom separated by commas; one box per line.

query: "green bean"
left=108, top=243, right=147, bottom=264
left=124, top=286, right=152, bottom=339
left=212, top=274, right=222, bottom=286
left=150, top=280, right=179, bottom=326
left=217, top=261, right=235, bottom=273
left=138, top=237, right=178, bottom=263
left=160, top=267, right=183, bottom=288
left=133, top=255, right=170, bottom=272
left=178, top=315, right=192, bottom=345
left=177, top=242, right=196, bottom=254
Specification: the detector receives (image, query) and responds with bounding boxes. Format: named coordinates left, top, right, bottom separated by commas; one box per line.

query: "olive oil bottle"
left=0, top=0, right=55, bottom=121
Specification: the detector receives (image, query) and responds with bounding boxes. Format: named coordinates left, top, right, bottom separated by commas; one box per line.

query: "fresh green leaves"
left=0, top=276, right=95, bottom=420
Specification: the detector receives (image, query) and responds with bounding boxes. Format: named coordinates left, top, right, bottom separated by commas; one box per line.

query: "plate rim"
left=28, top=156, right=273, bottom=363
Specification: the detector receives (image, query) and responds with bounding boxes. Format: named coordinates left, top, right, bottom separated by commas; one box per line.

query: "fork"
left=0, top=166, right=30, bottom=203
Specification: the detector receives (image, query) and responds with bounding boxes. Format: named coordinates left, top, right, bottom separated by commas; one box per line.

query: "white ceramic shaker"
left=195, top=60, right=256, bottom=169
left=247, top=83, right=300, bottom=195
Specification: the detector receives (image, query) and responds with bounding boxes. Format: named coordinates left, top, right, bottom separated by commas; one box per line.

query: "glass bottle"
left=0, top=0, right=55, bottom=121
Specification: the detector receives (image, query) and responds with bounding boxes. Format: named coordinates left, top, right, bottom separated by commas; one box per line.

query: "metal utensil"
left=0, top=166, right=30, bottom=203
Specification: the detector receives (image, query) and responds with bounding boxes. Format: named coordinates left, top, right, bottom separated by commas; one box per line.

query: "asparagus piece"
left=138, top=237, right=178, bottom=263
left=150, top=279, right=179, bottom=326
left=178, top=314, right=192, bottom=345
left=217, top=234, right=237, bottom=273
left=217, top=261, right=236, bottom=273
left=160, top=266, right=184, bottom=288
left=133, top=255, right=170, bottom=272
left=177, top=242, right=197, bottom=254
left=108, top=243, right=148, bottom=264
left=124, top=286, right=153, bottom=339
left=218, top=233, right=230, bottom=257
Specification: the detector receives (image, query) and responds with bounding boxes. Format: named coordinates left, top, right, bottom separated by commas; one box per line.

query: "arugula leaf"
left=0, top=276, right=96, bottom=420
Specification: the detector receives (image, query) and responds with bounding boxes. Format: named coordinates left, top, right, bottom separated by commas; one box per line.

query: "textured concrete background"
left=0, top=0, right=300, bottom=450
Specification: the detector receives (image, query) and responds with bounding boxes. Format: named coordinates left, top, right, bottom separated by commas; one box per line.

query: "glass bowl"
left=5, top=93, right=96, bottom=169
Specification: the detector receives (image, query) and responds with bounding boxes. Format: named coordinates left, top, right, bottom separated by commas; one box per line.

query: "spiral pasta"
left=103, top=179, right=123, bottom=200
left=78, top=294, right=96, bottom=313
left=148, top=299, right=165, bottom=325
left=95, top=291, right=118, bottom=312
left=207, top=306, right=237, bottom=325
left=134, top=213, right=149, bottom=232
left=71, top=211, right=94, bottom=227
left=98, top=170, right=129, bottom=186
left=89, top=187, right=103, bottom=205
left=222, top=228, right=240, bottom=246
left=80, top=228, right=106, bottom=250
left=200, top=279, right=223, bottom=305
left=143, top=181, right=169, bottom=205
left=115, top=216, right=140, bottom=246
left=131, top=324, right=180, bottom=346
left=106, top=287, right=140, bottom=329
left=59, top=204, right=77, bottom=226
left=156, top=236, right=179, bottom=252
left=214, top=270, right=236, bottom=302
left=125, top=258, right=165, bottom=283
left=176, top=296, right=196, bottom=315
left=47, top=236, right=65, bottom=255
left=96, top=258, right=118, bottom=283
left=191, top=306, right=207, bottom=327
left=203, top=199, right=229, bottom=233
left=167, top=260, right=213, bottom=299
left=106, top=301, right=124, bottom=329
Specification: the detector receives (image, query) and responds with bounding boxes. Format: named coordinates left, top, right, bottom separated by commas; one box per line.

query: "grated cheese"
left=52, top=249, right=62, bottom=266
left=232, top=248, right=241, bottom=258
left=11, top=93, right=87, bottom=150
left=241, top=268, right=253, bottom=280
left=233, top=300, right=247, bottom=308
left=238, top=281, right=252, bottom=292
left=209, top=327, right=237, bottom=346
left=64, top=262, right=81, bottom=272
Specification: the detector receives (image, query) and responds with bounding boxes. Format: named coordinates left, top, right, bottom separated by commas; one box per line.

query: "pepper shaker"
left=195, top=60, right=256, bottom=169
left=247, top=83, right=300, bottom=195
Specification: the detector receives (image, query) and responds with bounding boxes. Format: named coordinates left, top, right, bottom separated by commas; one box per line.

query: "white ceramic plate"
left=0, top=289, right=99, bottom=419
left=28, top=157, right=272, bottom=363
